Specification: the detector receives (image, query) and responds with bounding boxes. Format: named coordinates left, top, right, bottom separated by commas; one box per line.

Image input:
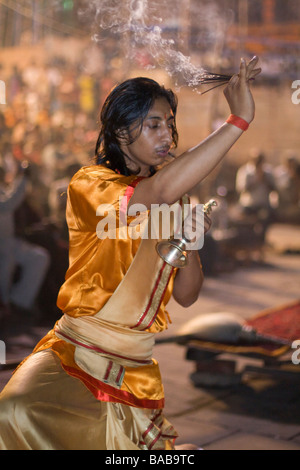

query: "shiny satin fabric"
left=32, top=165, right=176, bottom=408
left=0, top=350, right=177, bottom=450
left=56, top=166, right=146, bottom=318
left=0, top=165, right=179, bottom=449
left=55, top=314, right=156, bottom=366
left=29, top=329, right=166, bottom=408
left=56, top=165, right=176, bottom=325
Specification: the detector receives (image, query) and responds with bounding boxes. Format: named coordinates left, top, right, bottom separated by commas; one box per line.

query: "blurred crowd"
left=0, top=59, right=300, bottom=327
left=0, top=58, right=118, bottom=220
left=0, top=58, right=117, bottom=325
left=195, top=150, right=300, bottom=275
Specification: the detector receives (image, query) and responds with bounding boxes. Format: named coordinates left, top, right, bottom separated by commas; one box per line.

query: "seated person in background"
left=274, top=154, right=300, bottom=224
left=0, top=164, right=50, bottom=317
left=235, top=151, right=276, bottom=240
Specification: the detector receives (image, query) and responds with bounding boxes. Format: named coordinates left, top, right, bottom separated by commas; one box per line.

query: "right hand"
left=183, top=205, right=212, bottom=251
left=224, top=56, right=261, bottom=124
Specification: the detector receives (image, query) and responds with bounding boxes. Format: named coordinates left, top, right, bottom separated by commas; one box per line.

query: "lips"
left=156, top=146, right=170, bottom=157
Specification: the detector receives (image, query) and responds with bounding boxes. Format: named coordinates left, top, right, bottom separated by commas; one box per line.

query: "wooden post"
left=262, top=0, right=275, bottom=25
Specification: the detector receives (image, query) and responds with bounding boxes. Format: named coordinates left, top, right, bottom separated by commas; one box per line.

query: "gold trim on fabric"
left=72, top=346, right=125, bottom=389
left=95, top=202, right=181, bottom=329
left=134, top=263, right=173, bottom=331
left=105, top=362, right=125, bottom=388
left=143, top=423, right=162, bottom=450
left=138, top=409, right=178, bottom=450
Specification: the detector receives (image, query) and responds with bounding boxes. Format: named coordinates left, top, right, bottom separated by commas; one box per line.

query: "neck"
left=124, top=155, right=151, bottom=177
left=137, top=166, right=151, bottom=177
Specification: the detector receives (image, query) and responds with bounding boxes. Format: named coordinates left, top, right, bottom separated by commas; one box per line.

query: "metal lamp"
left=156, top=199, right=217, bottom=268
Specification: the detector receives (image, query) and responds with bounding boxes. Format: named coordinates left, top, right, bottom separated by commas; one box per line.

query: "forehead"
left=147, top=97, right=173, bottom=118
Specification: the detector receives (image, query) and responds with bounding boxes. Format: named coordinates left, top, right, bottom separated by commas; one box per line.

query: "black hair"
left=95, top=77, right=178, bottom=176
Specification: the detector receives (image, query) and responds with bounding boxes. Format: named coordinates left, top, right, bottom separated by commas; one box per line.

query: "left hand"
left=224, top=56, right=261, bottom=124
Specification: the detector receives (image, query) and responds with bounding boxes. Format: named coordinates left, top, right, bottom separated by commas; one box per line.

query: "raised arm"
left=129, top=56, right=261, bottom=209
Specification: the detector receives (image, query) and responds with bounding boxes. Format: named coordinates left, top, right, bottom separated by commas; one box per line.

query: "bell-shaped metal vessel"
left=156, top=236, right=191, bottom=268
left=156, top=199, right=217, bottom=268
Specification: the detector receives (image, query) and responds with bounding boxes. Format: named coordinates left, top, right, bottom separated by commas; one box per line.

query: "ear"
left=116, top=128, right=130, bottom=146
left=116, top=129, right=131, bottom=157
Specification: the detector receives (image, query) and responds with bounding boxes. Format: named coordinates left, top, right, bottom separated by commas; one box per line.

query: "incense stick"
left=200, top=80, right=230, bottom=95
left=196, top=71, right=232, bottom=94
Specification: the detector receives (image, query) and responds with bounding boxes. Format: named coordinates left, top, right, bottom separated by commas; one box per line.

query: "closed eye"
left=148, top=122, right=159, bottom=129
left=146, top=117, right=175, bottom=130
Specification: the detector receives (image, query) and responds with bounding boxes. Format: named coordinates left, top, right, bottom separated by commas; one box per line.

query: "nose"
left=160, top=122, right=173, bottom=145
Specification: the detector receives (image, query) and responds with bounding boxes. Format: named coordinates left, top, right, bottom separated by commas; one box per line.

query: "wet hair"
left=95, top=77, right=178, bottom=176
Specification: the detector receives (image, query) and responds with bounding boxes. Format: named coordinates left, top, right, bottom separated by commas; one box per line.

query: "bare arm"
left=172, top=250, right=204, bottom=307
left=172, top=211, right=211, bottom=307
left=129, top=57, right=261, bottom=209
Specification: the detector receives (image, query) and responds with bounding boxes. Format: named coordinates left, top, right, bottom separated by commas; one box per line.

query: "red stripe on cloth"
left=153, top=409, right=163, bottom=421
left=145, top=268, right=174, bottom=330
left=116, top=366, right=124, bottom=384
left=130, top=177, right=145, bottom=189
left=61, top=364, right=165, bottom=409
left=149, top=431, right=162, bottom=450
left=143, top=422, right=155, bottom=439
left=120, top=177, right=145, bottom=219
left=132, top=264, right=166, bottom=328
left=104, top=360, right=113, bottom=381
left=142, top=422, right=162, bottom=450
left=55, top=328, right=150, bottom=365
left=132, top=263, right=174, bottom=330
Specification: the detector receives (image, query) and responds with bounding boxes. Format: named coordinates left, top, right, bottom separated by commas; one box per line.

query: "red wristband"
left=226, top=114, right=249, bottom=131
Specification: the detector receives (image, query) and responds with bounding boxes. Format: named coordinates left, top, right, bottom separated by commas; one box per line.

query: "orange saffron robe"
left=33, top=165, right=176, bottom=409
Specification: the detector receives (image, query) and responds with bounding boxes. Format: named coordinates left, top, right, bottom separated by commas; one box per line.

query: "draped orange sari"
left=0, top=165, right=178, bottom=450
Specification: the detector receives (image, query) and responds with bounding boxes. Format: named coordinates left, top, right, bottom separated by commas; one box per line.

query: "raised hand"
left=224, top=56, right=261, bottom=124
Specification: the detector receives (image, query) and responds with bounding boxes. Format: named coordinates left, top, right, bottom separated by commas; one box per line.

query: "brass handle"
left=203, top=199, right=217, bottom=215
left=155, top=198, right=218, bottom=268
